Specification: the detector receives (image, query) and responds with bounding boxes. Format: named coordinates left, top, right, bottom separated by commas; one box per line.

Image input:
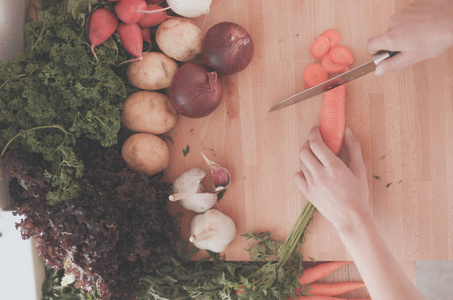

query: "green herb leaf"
left=183, top=145, right=190, bottom=157
left=373, top=175, right=381, bottom=180
left=386, top=182, right=392, bottom=188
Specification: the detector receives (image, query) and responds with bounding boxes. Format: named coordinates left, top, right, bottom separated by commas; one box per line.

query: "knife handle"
left=373, top=51, right=399, bottom=65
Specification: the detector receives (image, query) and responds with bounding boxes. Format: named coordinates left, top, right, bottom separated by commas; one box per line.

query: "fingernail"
left=375, top=67, right=384, bottom=75
left=346, top=127, right=353, bottom=136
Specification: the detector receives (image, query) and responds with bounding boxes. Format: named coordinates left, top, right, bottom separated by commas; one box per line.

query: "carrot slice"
left=321, top=29, right=341, bottom=47
left=299, top=261, right=351, bottom=285
left=321, top=55, right=346, bottom=74
left=311, top=36, right=331, bottom=59
left=329, top=45, right=354, bottom=65
left=320, top=85, right=346, bottom=155
left=304, top=63, right=329, bottom=89
left=309, top=282, right=366, bottom=296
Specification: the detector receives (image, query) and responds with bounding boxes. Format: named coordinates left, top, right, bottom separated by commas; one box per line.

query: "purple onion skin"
left=202, top=22, right=254, bottom=75
left=170, top=63, right=223, bottom=118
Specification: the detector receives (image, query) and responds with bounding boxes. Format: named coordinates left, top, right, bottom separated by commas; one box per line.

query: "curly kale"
left=0, top=8, right=132, bottom=204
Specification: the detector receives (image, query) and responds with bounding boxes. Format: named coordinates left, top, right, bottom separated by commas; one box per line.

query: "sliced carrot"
left=321, top=29, right=341, bottom=48
left=311, top=36, right=331, bottom=59
left=304, top=63, right=329, bottom=89
left=321, top=55, right=346, bottom=74
left=299, top=261, right=351, bottom=285
left=293, top=296, right=371, bottom=300
left=309, top=282, right=366, bottom=296
left=329, top=45, right=354, bottom=65
left=320, top=85, right=346, bottom=155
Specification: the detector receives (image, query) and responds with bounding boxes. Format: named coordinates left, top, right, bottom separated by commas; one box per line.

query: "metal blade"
left=269, top=60, right=377, bottom=112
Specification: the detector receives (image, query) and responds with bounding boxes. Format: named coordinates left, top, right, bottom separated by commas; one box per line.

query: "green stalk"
left=277, top=202, right=316, bottom=267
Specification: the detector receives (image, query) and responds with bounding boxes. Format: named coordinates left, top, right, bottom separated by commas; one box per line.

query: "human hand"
left=294, top=127, right=370, bottom=231
left=367, top=0, right=453, bottom=75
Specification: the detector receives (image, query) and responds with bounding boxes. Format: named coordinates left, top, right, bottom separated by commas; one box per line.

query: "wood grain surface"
left=165, top=0, right=453, bottom=266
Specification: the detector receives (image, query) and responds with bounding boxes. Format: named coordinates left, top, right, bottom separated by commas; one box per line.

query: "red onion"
left=202, top=22, right=254, bottom=75
left=170, top=63, right=223, bottom=118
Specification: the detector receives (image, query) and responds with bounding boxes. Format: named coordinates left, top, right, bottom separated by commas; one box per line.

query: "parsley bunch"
left=0, top=7, right=131, bottom=203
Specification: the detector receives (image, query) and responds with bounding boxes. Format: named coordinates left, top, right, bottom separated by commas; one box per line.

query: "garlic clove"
left=201, top=153, right=231, bottom=192
left=189, top=209, right=236, bottom=253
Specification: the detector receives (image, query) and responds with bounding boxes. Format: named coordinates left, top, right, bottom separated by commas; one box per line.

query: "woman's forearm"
left=337, top=210, right=425, bottom=300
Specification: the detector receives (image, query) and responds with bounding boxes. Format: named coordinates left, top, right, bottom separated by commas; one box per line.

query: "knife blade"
left=269, top=51, right=398, bottom=113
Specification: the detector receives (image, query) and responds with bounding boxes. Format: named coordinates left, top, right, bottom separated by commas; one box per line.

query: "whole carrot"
left=319, top=85, right=346, bottom=155
left=309, top=282, right=366, bottom=296
left=299, top=261, right=351, bottom=285
left=294, top=296, right=371, bottom=300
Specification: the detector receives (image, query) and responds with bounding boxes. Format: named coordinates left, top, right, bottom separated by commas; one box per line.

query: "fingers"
left=298, top=140, right=322, bottom=173
left=294, top=171, right=308, bottom=195
left=308, top=126, right=341, bottom=167
left=374, top=52, right=419, bottom=75
left=367, top=32, right=396, bottom=55
left=344, top=127, right=366, bottom=177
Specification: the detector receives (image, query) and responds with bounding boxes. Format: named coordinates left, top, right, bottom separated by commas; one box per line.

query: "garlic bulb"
left=189, top=209, right=236, bottom=253
left=201, top=153, right=231, bottom=192
left=169, top=168, right=217, bottom=213
left=167, top=0, right=212, bottom=18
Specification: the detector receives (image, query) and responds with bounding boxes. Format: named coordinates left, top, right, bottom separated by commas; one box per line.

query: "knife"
left=269, top=51, right=399, bottom=113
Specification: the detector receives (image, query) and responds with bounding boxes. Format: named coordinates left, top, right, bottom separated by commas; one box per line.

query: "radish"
left=138, top=4, right=168, bottom=27
left=141, top=26, right=152, bottom=52
left=114, top=0, right=147, bottom=24
left=117, top=23, right=144, bottom=63
left=88, top=8, right=119, bottom=61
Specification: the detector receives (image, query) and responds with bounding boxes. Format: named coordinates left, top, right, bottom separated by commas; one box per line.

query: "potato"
left=156, top=18, right=203, bottom=62
left=122, top=91, right=177, bottom=134
left=127, top=52, right=178, bottom=90
left=121, top=133, right=170, bottom=176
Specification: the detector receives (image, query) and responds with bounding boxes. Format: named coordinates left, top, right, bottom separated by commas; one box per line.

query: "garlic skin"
left=170, top=168, right=217, bottom=213
left=201, top=153, right=231, bottom=192
left=167, top=0, right=212, bottom=18
left=189, top=209, right=236, bottom=253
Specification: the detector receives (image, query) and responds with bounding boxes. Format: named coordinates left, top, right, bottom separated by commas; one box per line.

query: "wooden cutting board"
left=164, top=0, right=453, bottom=263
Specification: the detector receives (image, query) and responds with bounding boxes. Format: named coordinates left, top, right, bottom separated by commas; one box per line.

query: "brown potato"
left=122, top=91, right=177, bottom=134
left=127, top=52, right=178, bottom=90
left=121, top=133, right=170, bottom=176
left=156, top=18, right=203, bottom=62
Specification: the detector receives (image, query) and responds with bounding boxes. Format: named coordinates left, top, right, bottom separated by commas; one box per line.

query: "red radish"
left=311, top=36, right=330, bottom=59
left=321, top=55, right=346, bottom=74
left=329, top=45, right=354, bottom=65
left=304, top=63, right=328, bottom=89
left=321, top=29, right=341, bottom=48
left=320, top=85, right=346, bottom=155
left=114, top=0, right=147, bottom=24
left=141, top=26, right=152, bottom=52
left=138, top=4, right=168, bottom=27
left=117, top=23, right=144, bottom=62
left=88, top=8, right=119, bottom=61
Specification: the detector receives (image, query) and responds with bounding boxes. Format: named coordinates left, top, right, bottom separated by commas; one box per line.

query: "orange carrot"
left=321, top=55, right=346, bottom=74
left=309, top=282, right=366, bottom=296
left=304, top=63, right=329, bottom=89
left=320, top=85, right=346, bottom=155
left=293, top=296, right=371, bottom=300
left=329, top=45, right=354, bottom=65
left=321, top=29, right=341, bottom=48
left=311, top=36, right=331, bottom=59
left=299, top=261, right=351, bottom=285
